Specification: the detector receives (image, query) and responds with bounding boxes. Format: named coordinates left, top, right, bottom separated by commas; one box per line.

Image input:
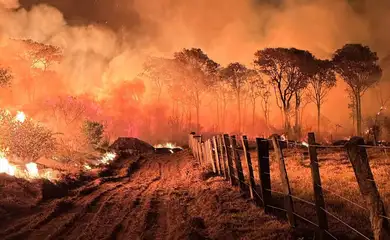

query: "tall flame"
left=0, top=157, right=16, bottom=176
left=15, top=111, right=26, bottom=123
left=25, top=162, right=39, bottom=178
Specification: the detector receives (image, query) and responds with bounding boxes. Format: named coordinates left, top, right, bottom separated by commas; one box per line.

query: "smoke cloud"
left=0, top=0, right=388, bottom=140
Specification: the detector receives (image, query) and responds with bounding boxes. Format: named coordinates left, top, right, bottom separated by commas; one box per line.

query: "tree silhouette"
left=0, top=67, right=12, bottom=87
left=21, top=39, right=62, bottom=71
left=333, top=44, right=382, bottom=136
left=220, top=62, right=251, bottom=133
left=254, top=48, right=314, bottom=137
left=173, top=48, right=219, bottom=132
left=246, top=69, right=266, bottom=134
left=307, top=59, right=337, bottom=136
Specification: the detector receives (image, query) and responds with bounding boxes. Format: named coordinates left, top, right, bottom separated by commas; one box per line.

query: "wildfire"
left=0, top=154, right=54, bottom=180
left=0, top=157, right=16, bottom=176
left=15, top=111, right=26, bottom=123
left=99, top=152, right=117, bottom=165
left=302, top=141, right=309, bottom=148
left=154, top=142, right=183, bottom=149
left=280, top=134, right=287, bottom=141
left=25, top=162, right=39, bottom=178
left=84, top=164, right=92, bottom=170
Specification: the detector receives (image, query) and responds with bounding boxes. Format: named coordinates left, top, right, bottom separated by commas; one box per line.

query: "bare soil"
left=0, top=150, right=300, bottom=240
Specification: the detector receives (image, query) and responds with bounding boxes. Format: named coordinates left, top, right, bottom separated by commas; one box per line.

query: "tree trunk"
left=280, top=107, right=284, bottom=129
left=196, top=103, right=200, bottom=133
left=283, top=108, right=291, bottom=134
left=222, top=99, right=227, bottom=132
left=295, top=93, right=301, bottom=140
left=237, top=92, right=241, bottom=133
left=356, top=93, right=362, bottom=136
left=216, top=97, right=220, bottom=132
left=317, top=104, right=321, bottom=137
left=252, top=99, right=256, bottom=134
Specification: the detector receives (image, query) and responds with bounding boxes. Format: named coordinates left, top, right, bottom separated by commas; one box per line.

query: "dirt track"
left=0, top=150, right=297, bottom=240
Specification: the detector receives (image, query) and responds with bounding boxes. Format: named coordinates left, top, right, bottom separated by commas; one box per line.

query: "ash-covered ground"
left=0, top=149, right=302, bottom=240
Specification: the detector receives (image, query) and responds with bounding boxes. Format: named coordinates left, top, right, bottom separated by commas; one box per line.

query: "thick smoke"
left=0, top=0, right=388, bottom=140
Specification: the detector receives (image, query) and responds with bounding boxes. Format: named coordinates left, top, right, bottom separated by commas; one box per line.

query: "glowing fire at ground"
left=0, top=154, right=52, bottom=180
left=99, top=152, right=117, bottom=165
left=15, top=111, right=26, bottom=123
left=154, top=142, right=183, bottom=149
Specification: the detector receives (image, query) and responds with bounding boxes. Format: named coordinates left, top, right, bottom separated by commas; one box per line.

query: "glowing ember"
left=15, top=111, right=26, bottom=123
left=280, top=134, right=287, bottom=141
left=302, top=141, right=309, bottom=148
left=84, top=164, right=92, bottom=170
left=100, top=152, right=117, bottom=165
left=0, top=157, right=16, bottom=176
left=25, top=162, right=39, bottom=178
left=154, top=142, right=182, bottom=149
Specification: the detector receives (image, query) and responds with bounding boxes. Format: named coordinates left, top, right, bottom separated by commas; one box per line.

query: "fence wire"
left=191, top=135, right=390, bottom=240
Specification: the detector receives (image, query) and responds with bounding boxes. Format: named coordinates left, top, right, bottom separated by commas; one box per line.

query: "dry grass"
left=236, top=147, right=390, bottom=239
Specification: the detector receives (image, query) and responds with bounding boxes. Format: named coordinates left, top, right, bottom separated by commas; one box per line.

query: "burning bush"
left=0, top=110, right=56, bottom=163
left=81, top=120, right=107, bottom=151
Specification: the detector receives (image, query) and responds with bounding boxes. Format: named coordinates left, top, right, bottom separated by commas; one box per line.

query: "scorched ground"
left=0, top=150, right=299, bottom=240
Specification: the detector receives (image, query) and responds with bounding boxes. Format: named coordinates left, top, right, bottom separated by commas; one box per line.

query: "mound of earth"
left=109, top=137, right=155, bottom=156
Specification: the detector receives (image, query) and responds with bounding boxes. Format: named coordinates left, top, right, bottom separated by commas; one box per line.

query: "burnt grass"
left=0, top=150, right=302, bottom=240
left=236, top=147, right=390, bottom=239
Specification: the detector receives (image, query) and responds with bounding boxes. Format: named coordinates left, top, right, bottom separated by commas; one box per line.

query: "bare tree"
left=333, top=44, right=382, bottom=136
left=141, top=57, right=172, bottom=101
left=260, top=84, right=272, bottom=132
left=220, top=62, right=251, bottom=133
left=246, top=70, right=265, bottom=133
left=0, top=67, right=12, bottom=87
left=254, top=48, right=313, bottom=137
left=173, top=48, right=219, bottom=133
left=307, top=59, right=337, bottom=135
left=20, top=39, right=62, bottom=71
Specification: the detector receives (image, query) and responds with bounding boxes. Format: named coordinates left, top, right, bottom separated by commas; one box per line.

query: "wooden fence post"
left=223, top=134, right=237, bottom=186
left=271, top=135, right=296, bottom=227
left=346, top=137, right=390, bottom=240
left=256, top=138, right=272, bottom=213
left=231, top=135, right=247, bottom=193
left=212, top=136, right=222, bottom=175
left=308, top=132, right=329, bottom=239
left=218, top=135, right=228, bottom=179
left=242, top=136, right=261, bottom=206
left=202, top=141, right=208, bottom=168
left=207, top=140, right=217, bottom=173
left=198, top=141, right=203, bottom=166
left=194, top=136, right=201, bottom=163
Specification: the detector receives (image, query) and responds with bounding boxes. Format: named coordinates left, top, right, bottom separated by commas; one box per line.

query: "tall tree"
left=20, top=39, right=62, bottom=71
left=220, top=62, right=250, bottom=133
left=333, top=44, right=382, bottom=136
left=254, top=48, right=314, bottom=137
left=0, top=67, right=12, bottom=87
left=307, top=59, right=337, bottom=136
left=246, top=70, right=265, bottom=134
left=141, top=57, right=172, bottom=102
left=173, top=48, right=219, bottom=133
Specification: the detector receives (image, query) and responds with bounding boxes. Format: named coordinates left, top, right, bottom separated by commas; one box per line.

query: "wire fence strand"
left=320, top=207, right=371, bottom=240
left=193, top=135, right=390, bottom=240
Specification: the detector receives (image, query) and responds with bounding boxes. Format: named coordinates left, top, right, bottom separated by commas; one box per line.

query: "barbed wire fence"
left=188, top=132, right=390, bottom=240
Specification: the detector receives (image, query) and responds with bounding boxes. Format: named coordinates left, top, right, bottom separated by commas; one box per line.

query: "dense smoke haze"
left=0, top=0, right=389, bottom=144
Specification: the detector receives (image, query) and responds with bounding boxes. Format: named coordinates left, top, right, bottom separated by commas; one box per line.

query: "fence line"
left=189, top=132, right=390, bottom=240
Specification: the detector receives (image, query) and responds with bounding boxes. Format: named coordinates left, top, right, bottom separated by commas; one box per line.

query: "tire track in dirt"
left=1, top=151, right=299, bottom=240
left=1, top=181, right=125, bottom=240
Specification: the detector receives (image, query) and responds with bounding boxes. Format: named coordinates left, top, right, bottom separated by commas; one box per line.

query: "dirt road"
left=0, top=151, right=296, bottom=240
